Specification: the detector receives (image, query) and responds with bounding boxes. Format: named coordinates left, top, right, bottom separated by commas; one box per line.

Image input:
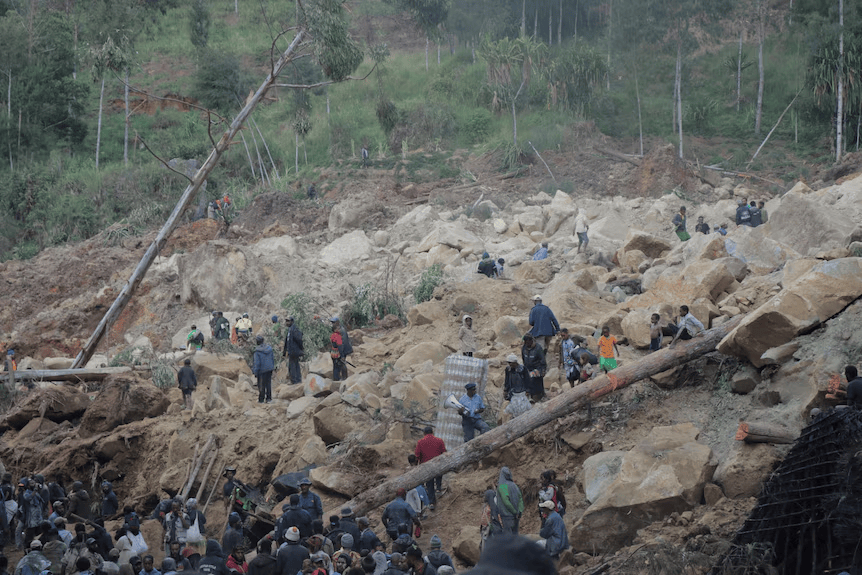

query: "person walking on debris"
left=597, top=326, right=620, bottom=373
left=381, top=489, right=420, bottom=541
left=503, top=354, right=530, bottom=419
left=537, top=501, right=569, bottom=559
left=415, top=427, right=446, bottom=511
left=521, top=334, right=547, bottom=402
left=574, top=209, right=590, bottom=254
left=177, top=359, right=197, bottom=411
left=100, top=482, right=118, bottom=519
left=528, top=295, right=559, bottom=351
left=297, top=478, right=322, bottom=522
left=735, top=199, right=752, bottom=227
left=252, top=336, right=274, bottom=404
left=669, top=305, right=704, bottom=346
left=459, top=315, right=476, bottom=357
left=496, top=467, right=524, bottom=535
left=213, top=313, right=230, bottom=340
left=458, top=383, right=490, bottom=442
left=537, top=470, right=566, bottom=518
left=329, top=317, right=352, bottom=382
left=361, top=145, right=369, bottom=169
left=672, top=206, right=690, bottom=242
left=186, top=326, right=204, bottom=351
left=281, top=317, right=304, bottom=385
left=480, top=490, right=502, bottom=550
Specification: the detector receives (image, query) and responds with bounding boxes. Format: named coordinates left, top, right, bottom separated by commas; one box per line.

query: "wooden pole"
left=71, top=30, right=307, bottom=369
left=181, top=434, right=216, bottom=501
left=735, top=421, right=796, bottom=444
left=196, top=447, right=219, bottom=501
left=184, top=442, right=200, bottom=496
left=0, top=367, right=132, bottom=382
left=202, top=464, right=224, bottom=514
left=328, top=316, right=742, bottom=517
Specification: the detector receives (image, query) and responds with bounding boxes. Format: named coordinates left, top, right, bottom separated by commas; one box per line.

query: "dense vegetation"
left=0, top=0, right=859, bottom=260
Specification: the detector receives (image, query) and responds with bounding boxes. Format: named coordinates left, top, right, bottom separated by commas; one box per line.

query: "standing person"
left=213, top=313, right=230, bottom=340
left=458, top=316, right=476, bottom=357
left=496, top=468, right=524, bottom=535
left=276, top=528, right=309, bottom=575
left=186, top=326, right=204, bottom=351
left=177, top=359, right=197, bottom=411
left=559, top=329, right=577, bottom=386
left=209, top=312, right=219, bottom=339
left=100, top=482, right=118, bottom=519
left=403, top=547, right=435, bottom=575
left=669, top=305, right=705, bottom=346
left=307, top=183, right=316, bottom=200
left=381, top=489, right=420, bottom=541
left=221, top=513, right=243, bottom=557
left=4, top=350, right=15, bottom=372
left=479, top=490, right=502, bottom=551
left=694, top=216, right=710, bottom=235
left=297, top=479, right=322, bottom=523
left=503, top=355, right=530, bottom=419
left=281, top=317, right=304, bottom=385
left=527, top=295, right=560, bottom=351
left=226, top=548, right=247, bottom=575
left=758, top=200, right=768, bottom=223
left=426, top=536, right=453, bottom=572
left=672, top=206, right=690, bottom=242
left=329, top=317, right=353, bottom=382
left=235, top=314, right=253, bottom=343
left=597, top=326, right=620, bottom=373
left=537, top=501, right=569, bottom=559
left=414, top=428, right=446, bottom=511
left=537, top=470, right=566, bottom=517
left=197, top=540, right=230, bottom=575
left=840, top=365, right=862, bottom=408
left=749, top=200, right=763, bottom=227
left=361, top=145, right=369, bottom=168
left=574, top=209, right=589, bottom=254
left=458, top=383, right=490, bottom=442
left=735, top=199, right=752, bottom=227
left=16, top=540, right=51, bottom=575
left=252, top=336, right=274, bottom=404
left=162, top=501, right=189, bottom=556
left=521, top=334, right=547, bottom=402
left=247, top=540, right=276, bottom=575
left=649, top=314, right=663, bottom=353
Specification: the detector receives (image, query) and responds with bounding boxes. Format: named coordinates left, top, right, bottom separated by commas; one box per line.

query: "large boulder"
left=571, top=423, right=715, bottom=553
left=543, top=191, right=576, bottom=236
left=407, top=301, right=447, bottom=326
left=452, top=526, right=482, bottom=566
left=493, top=315, right=529, bottom=346
left=286, top=396, right=317, bottom=419
left=764, top=189, right=856, bottom=255
left=312, top=404, right=372, bottom=444
left=329, top=200, right=380, bottom=231
left=393, top=342, right=450, bottom=371
left=513, top=260, right=554, bottom=283
left=204, top=375, right=233, bottom=411
left=415, top=223, right=485, bottom=256
left=320, top=230, right=374, bottom=267
left=723, top=226, right=801, bottom=274
left=80, top=377, right=170, bottom=437
left=309, top=465, right=366, bottom=497
left=718, top=258, right=862, bottom=366
left=622, top=230, right=672, bottom=258
left=620, top=309, right=654, bottom=350
left=581, top=451, right=625, bottom=504
left=713, top=443, right=782, bottom=499
left=514, top=206, right=546, bottom=234
left=191, top=352, right=253, bottom=380
left=1, top=385, right=91, bottom=430
left=178, top=241, right=267, bottom=310
left=249, top=235, right=298, bottom=258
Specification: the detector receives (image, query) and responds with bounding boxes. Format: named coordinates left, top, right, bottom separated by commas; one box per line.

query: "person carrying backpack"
left=477, top=252, right=495, bottom=278
left=186, top=326, right=204, bottom=350
left=213, top=312, right=230, bottom=340
left=735, top=199, right=752, bottom=227
left=749, top=200, right=762, bottom=227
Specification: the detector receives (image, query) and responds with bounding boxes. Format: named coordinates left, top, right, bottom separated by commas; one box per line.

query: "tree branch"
left=275, top=63, right=377, bottom=89
left=134, top=131, right=193, bottom=184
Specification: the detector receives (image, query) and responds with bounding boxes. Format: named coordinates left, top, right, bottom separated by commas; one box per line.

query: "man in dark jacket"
left=198, top=540, right=230, bottom=575
left=274, top=496, right=312, bottom=541
left=749, top=200, right=762, bottom=227
left=527, top=296, right=559, bottom=351
left=426, top=535, right=454, bottom=571
left=381, top=489, right=420, bottom=541
left=735, top=199, right=752, bottom=227
left=338, top=508, right=361, bottom=546
left=521, top=334, right=547, bottom=402
left=252, top=336, right=274, bottom=403
left=100, top=482, right=118, bottom=519
left=248, top=539, right=277, bottom=575
left=329, top=317, right=353, bottom=382
left=281, top=317, right=304, bottom=385
left=275, top=527, right=309, bottom=575
left=221, top=513, right=243, bottom=556
left=177, top=359, right=197, bottom=411
left=213, top=313, right=230, bottom=340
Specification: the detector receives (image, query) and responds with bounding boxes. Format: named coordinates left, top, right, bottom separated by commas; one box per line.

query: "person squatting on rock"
left=532, top=242, right=548, bottom=261
left=528, top=295, right=559, bottom=351
left=503, top=354, right=530, bottom=419
left=669, top=305, right=704, bottom=346
left=459, top=315, right=476, bottom=357
left=252, top=336, right=274, bottom=403
left=521, top=334, right=547, bottom=402
left=414, top=427, right=446, bottom=511
left=537, top=501, right=569, bottom=559
left=329, top=317, right=353, bottom=382
left=458, top=383, right=490, bottom=442
left=281, top=316, right=304, bottom=385
left=177, top=359, right=197, bottom=411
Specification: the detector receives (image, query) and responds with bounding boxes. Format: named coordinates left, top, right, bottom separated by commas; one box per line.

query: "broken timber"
left=0, top=367, right=132, bottom=382
left=330, top=316, right=742, bottom=517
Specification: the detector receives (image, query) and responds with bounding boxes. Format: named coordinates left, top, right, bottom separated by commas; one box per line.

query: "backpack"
left=477, top=260, right=494, bottom=277
left=572, top=347, right=598, bottom=365
left=194, top=331, right=205, bottom=344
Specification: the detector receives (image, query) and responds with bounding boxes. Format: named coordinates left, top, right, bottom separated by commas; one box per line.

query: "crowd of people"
left=672, top=198, right=768, bottom=242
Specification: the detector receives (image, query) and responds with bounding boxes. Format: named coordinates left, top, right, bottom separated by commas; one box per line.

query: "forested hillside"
left=0, top=0, right=859, bottom=260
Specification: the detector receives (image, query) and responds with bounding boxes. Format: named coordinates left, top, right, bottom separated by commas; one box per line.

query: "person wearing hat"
left=222, top=467, right=242, bottom=499
left=307, top=553, right=328, bottom=575
left=532, top=242, right=549, bottom=261
left=296, top=478, right=322, bottom=522
left=356, top=517, right=382, bottom=554
left=414, top=427, right=447, bottom=510
left=17, top=539, right=51, bottom=575
left=281, top=316, right=304, bottom=385
left=329, top=317, right=353, bottom=382
left=538, top=500, right=569, bottom=558
left=459, top=315, right=476, bottom=357
left=338, top=507, right=361, bottom=546
left=275, top=527, right=308, bottom=575
left=521, top=333, right=547, bottom=402
left=527, top=295, right=559, bottom=352
left=332, top=532, right=360, bottom=567
left=252, top=335, right=274, bottom=403
left=458, top=383, right=490, bottom=442
left=503, top=355, right=530, bottom=419
left=381, top=489, right=420, bottom=541
left=426, top=535, right=454, bottom=572
left=274, top=495, right=312, bottom=541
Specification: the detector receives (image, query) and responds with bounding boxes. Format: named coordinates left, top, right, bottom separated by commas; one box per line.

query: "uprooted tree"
left=71, top=0, right=369, bottom=369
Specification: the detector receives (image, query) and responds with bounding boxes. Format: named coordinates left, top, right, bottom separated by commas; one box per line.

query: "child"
left=649, top=314, right=662, bottom=352
left=597, top=325, right=619, bottom=372
left=578, top=354, right=593, bottom=382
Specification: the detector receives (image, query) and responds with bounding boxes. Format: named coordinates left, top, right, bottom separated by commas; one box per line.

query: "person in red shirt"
left=414, top=426, right=447, bottom=510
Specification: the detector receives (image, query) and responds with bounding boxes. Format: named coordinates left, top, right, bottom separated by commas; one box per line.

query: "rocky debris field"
left=2, top=142, right=862, bottom=573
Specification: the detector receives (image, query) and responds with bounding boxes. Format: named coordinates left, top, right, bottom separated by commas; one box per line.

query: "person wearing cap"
left=274, top=495, right=312, bottom=541
left=458, top=315, right=476, bottom=357
left=275, top=527, right=308, bottom=575
left=221, top=513, right=244, bottom=556
left=381, top=489, right=420, bottom=541
left=503, top=355, right=530, bottom=419
left=123, top=518, right=149, bottom=558
left=332, top=533, right=360, bottom=567
left=414, top=427, right=446, bottom=510
left=247, top=539, right=276, bottom=575
left=213, top=312, right=230, bottom=340
left=103, top=550, right=121, bottom=575
left=426, top=535, right=453, bottom=572
left=329, top=317, right=353, bottom=382
left=100, top=482, right=118, bottom=519
left=521, top=334, right=547, bottom=402
left=403, top=545, right=435, bottom=575
left=176, top=359, right=198, bottom=411
left=532, top=242, right=549, bottom=261
left=527, top=295, right=560, bottom=351
left=538, top=500, right=569, bottom=558
left=252, top=335, right=274, bottom=403
left=458, top=383, right=490, bottom=442
left=308, top=554, right=328, bottom=575
left=296, top=478, right=322, bottom=522
left=281, top=316, right=304, bottom=385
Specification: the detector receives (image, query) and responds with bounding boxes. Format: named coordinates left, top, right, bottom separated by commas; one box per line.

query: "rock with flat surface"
left=622, top=230, right=672, bottom=258
left=407, top=301, right=447, bottom=326
left=393, top=342, right=450, bottom=371
left=452, top=525, right=482, bottom=566
left=320, top=230, right=374, bottom=267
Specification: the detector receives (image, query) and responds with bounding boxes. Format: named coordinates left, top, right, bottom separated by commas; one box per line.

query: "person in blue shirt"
left=381, top=489, right=420, bottom=541
left=538, top=501, right=569, bottom=559
left=532, top=243, right=548, bottom=261
left=458, top=383, right=490, bottom=442
left=297, top=478, right=323, bottom=522
left=528, top=295, right=560, bottom=351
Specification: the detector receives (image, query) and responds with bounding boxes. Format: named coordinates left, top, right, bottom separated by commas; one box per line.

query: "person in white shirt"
left=670, top=305, right=705, bottom=346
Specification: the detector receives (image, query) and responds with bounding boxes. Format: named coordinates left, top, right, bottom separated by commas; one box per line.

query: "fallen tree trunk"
left=735, top=421, right=796, bottom=444
left=330, top=316, right=741, bottom=517
left=0, top=367, right=132, bottom=382
left=594, top=147, right=642, bottom=166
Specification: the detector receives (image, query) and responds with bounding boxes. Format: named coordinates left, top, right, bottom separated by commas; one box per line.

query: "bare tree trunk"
left=123, top=68, right=129, bottom=166
left=635, top=71, right=643, bottom=156
left=425, top=37, right=429, bottom=71
left=837, top=0, right=844, bottom=163
left=606, top=0, right=612, bottom=90
left=574, top=0, right=579, bottom=42
left=676, top=40, right=683, bottom=159
left=240, top=132, right=256, bottom=179
left=437, top=42, right=440, bottom=65
left=548, top=1, right=552, bottom=46
left=332, top=317, right=742, bottom=518
left=521, top=0, right=526, bottom=37
left=294, top=131, right=299, bottom=174
left=5, top=71, right=11, bottom=171
left=558, top=0, right=562, bottom=45
left=251, top=117, right=279, bottom=180
left=736, top=32, right=742, bottom=112
left=71, top=30, right=307, bottom=369
left=96, top=76, right=105, bottom=169
left=755, top=0, right=765, bottom=135
left=533, top=7, right=538, bottom=38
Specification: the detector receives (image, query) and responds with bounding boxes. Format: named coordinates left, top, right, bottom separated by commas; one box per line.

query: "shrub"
left=343, top=282, right=405, bottom=328
left=281, top=292, right=333, bottom=353
left=462, top=109, right=493, bottom=144
left=414, top=264, right=443, bottom=303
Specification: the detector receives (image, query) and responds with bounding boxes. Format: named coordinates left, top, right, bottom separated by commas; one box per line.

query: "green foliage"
left=414, top=264, right=443, bottom=303
left=461, top=109, right=494, bottom=144
left=385, top=0, right=452, bottom=39
left=281, top=293, right=333, bottom=353
left=343, top=283, right=405, bottom=328
left=376, top=98, right=399, bottom=135
left=303, top=0, right=364, bottom=81
left=189, top=0, right=211, bottom=49
left=192, top=48, right=252, bottom=113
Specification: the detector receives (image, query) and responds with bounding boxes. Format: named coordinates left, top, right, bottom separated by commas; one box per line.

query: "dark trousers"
left=425, top=475, right=443, bottom=505
left=257, top=371, right=272, bottom=402
left=287, top=355, right=302, bottom=384
left=333, top=359, right=348, bottom=381
left=527, top=376, right=545, bottom=400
